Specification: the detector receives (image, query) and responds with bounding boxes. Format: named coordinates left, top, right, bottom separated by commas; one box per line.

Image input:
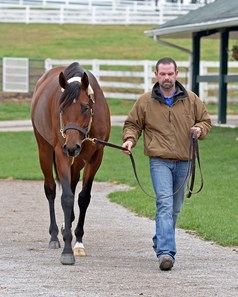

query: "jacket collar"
left=151, top=80, right=188, bottom=104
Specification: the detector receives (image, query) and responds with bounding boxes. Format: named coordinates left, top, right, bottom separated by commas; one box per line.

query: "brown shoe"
left=158, top=255, right=174, bottom=271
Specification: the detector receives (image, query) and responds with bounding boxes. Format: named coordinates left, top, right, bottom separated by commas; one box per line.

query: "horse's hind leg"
left=44, top=180, right=60, bottom=249
left=34, top=130, right=60, bottom=249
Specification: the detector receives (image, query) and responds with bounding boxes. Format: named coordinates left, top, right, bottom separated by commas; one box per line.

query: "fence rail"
left=0, top=0, right=212, bottom=7
left=0, top=0, right=209, bottom=25
left=0, top=7, right=162, bottom=25
left=1, top=58, right=238, bottom=103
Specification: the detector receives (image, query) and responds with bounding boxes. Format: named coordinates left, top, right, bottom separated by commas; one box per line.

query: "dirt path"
left=0, top=180, right=237, bottom=297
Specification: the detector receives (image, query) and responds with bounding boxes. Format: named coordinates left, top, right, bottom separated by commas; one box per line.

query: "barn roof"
left=145, top=0, right=238, bottom=39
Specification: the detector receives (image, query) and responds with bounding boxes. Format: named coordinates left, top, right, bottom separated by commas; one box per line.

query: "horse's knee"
left=61, top=193, right=75, bottom=228
left=44, top=183, right=56, bottom=200
left=61, top=193, right=74, bottom=209
left=78, top=193, right=91, bottom=210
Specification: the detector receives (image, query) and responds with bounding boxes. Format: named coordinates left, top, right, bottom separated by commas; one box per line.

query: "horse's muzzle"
left=63, top=144, right=81, bottom=157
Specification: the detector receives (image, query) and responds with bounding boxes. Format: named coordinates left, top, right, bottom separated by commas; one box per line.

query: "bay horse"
left=31, top=62, right=111, bottom=265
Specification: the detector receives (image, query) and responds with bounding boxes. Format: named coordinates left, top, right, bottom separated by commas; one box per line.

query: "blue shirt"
left=162, top=88, right=178, bottom=107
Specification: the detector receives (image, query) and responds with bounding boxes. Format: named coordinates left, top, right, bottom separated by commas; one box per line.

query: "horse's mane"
left=60, top=62, right=84, bottom=111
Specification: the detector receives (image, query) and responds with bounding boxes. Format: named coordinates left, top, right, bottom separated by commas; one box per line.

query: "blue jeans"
left=150, top=157, right=189, bottom=260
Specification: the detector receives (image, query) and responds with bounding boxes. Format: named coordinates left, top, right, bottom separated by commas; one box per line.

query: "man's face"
left=155, top=63, right=178, bottom=92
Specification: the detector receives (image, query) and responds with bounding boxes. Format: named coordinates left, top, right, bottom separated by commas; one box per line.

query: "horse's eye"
left=81, top=104, right=89, bottom=114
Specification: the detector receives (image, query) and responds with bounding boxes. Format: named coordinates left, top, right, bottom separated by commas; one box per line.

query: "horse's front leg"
left=74, top=149, right=104, bottom=256
left=60, top=177, right=75, bottom=265
left=55, top=147, right=75, bottom=265
left=74, top=179, right=93, bottom=256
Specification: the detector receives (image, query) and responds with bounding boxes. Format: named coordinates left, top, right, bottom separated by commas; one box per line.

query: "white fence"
left=2, top=57, right=238, bottom=103
left=0, top=0, right=213, bottom=4
left=0, top=7, right=161, bottom=25
left=45, top=58, right=191, bottom=100
left=3, top=58, right=29, bottom=92
left=0, top=0, right=211, bottom=25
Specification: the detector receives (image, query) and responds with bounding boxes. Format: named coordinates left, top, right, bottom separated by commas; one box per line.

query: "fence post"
left=126, top=7, right=130, bottom=25
left=149, top=62, right=154, bottom=91
left=159, top=0, right=165, bottom=24
left=188, top=53, right=192, bottom=90
left=199, top=61, right=207, bottom=101
left=144, top=60, right=150, bottom=93
left=60, top=6, right=64, bottom=24
left=45, top=58, right=52, bottom=71
left=133, top=1, right=137, bottom=12
left=92, top=7, right=96, bottom=24
left=92, top=59, right=100, bottom=82
left=25, top=6, right=30, bottom=24
left=112, top=0, right=116, bottom=10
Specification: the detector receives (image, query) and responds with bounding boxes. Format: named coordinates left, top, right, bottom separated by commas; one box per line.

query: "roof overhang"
left=145, top=17, right=238, bottom=39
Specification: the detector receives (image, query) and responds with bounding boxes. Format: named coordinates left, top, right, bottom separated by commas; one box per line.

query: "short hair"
left=155, top=57, right=177, bottom=72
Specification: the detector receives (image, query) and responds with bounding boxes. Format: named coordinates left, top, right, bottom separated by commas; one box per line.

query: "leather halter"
left=60, top=108, right=93, bottom=139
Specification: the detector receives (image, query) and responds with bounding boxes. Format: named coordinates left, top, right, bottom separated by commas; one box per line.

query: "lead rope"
left=91, top=131, right=203, bottom=199
left=91, top=138, right=155, bottom=198
left=186, top=131, right=204, bottom=198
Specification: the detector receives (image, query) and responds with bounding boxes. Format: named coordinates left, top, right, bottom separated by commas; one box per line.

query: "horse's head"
left=59, top=71, right=95, bottom=157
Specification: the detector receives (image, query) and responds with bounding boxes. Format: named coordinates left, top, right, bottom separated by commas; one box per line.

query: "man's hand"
left=191, top=127, right=201, bottom=138
left=122, top=140, right=133, bottom=155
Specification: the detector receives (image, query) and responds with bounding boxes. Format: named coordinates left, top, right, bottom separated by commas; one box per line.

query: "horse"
left=31, top=62, right=111, bottom=265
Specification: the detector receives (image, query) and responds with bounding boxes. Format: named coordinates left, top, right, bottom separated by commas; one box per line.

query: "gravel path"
left=0, top=180, right=237, bottom=297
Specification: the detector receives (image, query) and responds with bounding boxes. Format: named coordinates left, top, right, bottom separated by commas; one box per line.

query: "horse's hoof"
left=73, top=242, right=86, bottom=256
left=49, top=240, right=61, bottom=249
left=74, top=247, right=86, bottom=256
left=60, top=253, right=75, bottom=265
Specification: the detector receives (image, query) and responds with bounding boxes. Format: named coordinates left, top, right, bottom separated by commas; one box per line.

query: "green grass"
left=0, top=23, right=224, bottom=61
left=0, top=101, right=31, bottom=120
left=0, top=127, right=237, bottom=246
left=0, top=132, right=42, bottom=180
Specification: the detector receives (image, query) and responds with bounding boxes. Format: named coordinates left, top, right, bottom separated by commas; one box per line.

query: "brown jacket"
left=123, top=81, right=211, bottom=160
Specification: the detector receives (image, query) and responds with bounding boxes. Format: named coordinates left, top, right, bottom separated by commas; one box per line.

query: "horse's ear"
left=81, top=72, right=89, bottom=90
left=59, top=72, right=68, bottom=90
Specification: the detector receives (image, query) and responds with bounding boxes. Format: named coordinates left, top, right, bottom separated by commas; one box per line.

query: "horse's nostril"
left=63, top=144, right=67, bottom=153
left=63, top=144, right=81, bottom=157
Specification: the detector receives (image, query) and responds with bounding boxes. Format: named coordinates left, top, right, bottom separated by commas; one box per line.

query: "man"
left=122, top=57, right=211, bottom=271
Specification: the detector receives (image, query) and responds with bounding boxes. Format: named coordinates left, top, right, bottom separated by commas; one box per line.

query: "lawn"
left=0, top=24, right=222, bottom=61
